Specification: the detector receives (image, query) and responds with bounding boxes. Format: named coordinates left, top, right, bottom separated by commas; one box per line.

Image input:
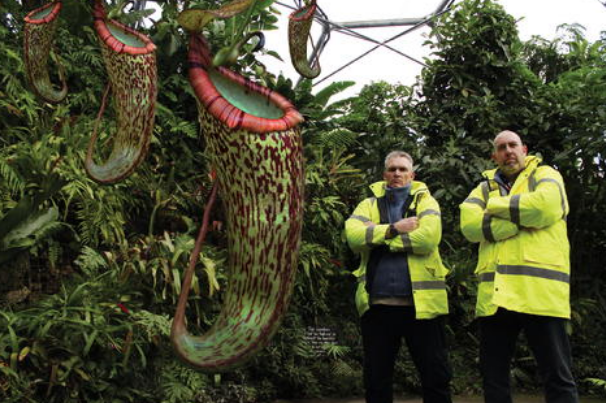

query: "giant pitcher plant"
left=23, top=1, right=68, bottom=103
left=288, top=0, right=321, bottom=79
left=171, top=2, right=305, bottom=371
left=85, top=0, right=157, bottom=184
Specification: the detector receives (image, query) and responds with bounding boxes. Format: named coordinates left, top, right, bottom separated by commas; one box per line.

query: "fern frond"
left=317, top=128, right=359, bottom=150
left=75, top=246, right=108, bottom=273
left=2, top=74, right=25, bottom=100
left=46, top=240, right=62, bottom=269
left=332, top=358, right=358, bottom=379
left=157, top=359, right=210, bottom=403
left=0, top=159, right=24, bottom=194
left=132, top=310, right=172, bottom=339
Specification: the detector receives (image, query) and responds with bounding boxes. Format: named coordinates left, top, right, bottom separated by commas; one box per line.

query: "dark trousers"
left=479, top=308, right=579, bottom=403
left=361, top=305, right=452, bottom=403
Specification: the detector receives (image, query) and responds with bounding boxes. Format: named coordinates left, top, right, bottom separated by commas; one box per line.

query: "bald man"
left=460, top=131, right=578, bottom=403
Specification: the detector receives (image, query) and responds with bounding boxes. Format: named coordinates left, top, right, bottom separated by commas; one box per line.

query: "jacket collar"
left=369, top=180, right=428, bottom=198
left=482, top=155, right=542, bottom=181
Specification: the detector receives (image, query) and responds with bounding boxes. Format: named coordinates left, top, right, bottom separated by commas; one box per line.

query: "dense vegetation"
left=1, top=0, right=605, bottom=402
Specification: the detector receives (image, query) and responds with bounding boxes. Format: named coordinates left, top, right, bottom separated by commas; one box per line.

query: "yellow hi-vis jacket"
left=459, top=156, right=571, bottom=318
left=345, top=180, right=449, bottom=319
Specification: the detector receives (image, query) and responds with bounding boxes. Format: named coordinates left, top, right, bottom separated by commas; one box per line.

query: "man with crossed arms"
left=460, top=130, right=578, bottom=403
left=346, top=151, right=452, bottom=403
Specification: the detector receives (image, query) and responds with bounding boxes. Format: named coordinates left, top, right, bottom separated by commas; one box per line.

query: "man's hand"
left=393, top=217, right=419, bottom=234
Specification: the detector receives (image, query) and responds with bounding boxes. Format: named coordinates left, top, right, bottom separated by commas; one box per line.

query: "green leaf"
left=0, top=196, right=34, bottom=240
left=177, top=9, right=215, bottom=32
left=264, top=50, right=283, bottom=61
left=83, top=330, right=99, bottom=356
left=2, top=207, right=59, bottom=247
left=313, top=81, right=356, bottom=107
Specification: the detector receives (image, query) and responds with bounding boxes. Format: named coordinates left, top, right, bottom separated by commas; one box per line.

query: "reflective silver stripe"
left=418, top=209, right=440, bottom=219
left=482, top=214, right=495, bottom=242
left=365, top=225, right=375, bottom=246
left=537, top=178, right=567, bottom=218
left=537, top=178, right=559, bottom=185
left=369, top=197, right=377, bottom=206
left=481, top=182, right=490, bottom=201
left=499, top=186, right=508, bottom=196
left=510, top=194, right=521, bottom=226
left=357, top=275, right=366, bottom=283
left=400, top=233, right=413, bottom=252
left=413, top=280, right=446, bottom=290
left=528, top=171, right=537, bottom=191
left=478, top=272, right=495, bottom=282
left=350, top=215, right=371, bottom=223
left=497, top=265, right=570, bottom=283
left=464, top=197, right=486, bottom=209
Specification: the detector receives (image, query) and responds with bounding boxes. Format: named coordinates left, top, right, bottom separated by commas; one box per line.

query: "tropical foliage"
left=1, top=0, right=605, bottom=401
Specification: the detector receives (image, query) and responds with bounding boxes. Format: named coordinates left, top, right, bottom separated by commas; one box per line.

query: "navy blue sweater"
left=369, top=185, right=413, bottom=299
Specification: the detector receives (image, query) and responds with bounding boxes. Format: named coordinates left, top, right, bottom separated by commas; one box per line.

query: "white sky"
left=255, top=0, right=606, bottom=98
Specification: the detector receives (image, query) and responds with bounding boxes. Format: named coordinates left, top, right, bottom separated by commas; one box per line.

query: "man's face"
left=384, top=156, right=414, bottom=188
left=492, top=131, right=528, bottom=177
